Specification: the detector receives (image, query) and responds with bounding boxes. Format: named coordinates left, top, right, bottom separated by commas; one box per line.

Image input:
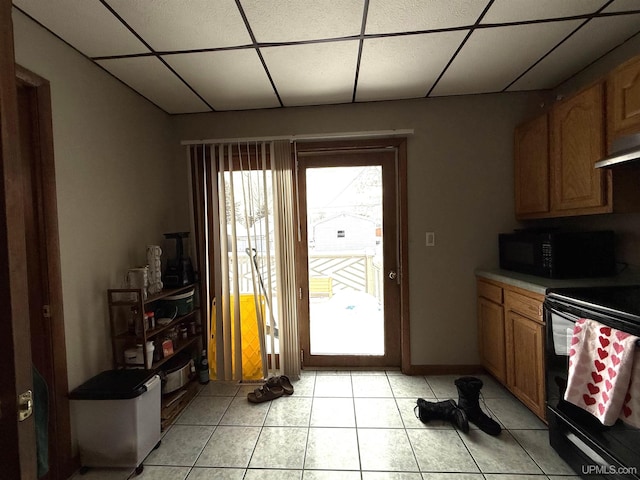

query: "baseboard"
left=405, top=364, right=485, bottom=375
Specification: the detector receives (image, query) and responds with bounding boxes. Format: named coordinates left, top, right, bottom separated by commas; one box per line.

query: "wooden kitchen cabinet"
left=514, top=113, right=549, bottom=217
left=504, top=290, right=546, bottom=420
left=514, top=54, right=640, bottom=220
left=477, top=278, right=546, bottom=421
left=550, top=82, right=610, bottom=215
left=607, top=55, right=640, bottom=142
left=478, top=296, right=506, bottom=384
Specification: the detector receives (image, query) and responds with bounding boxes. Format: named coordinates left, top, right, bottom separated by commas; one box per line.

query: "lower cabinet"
left=477, top=278, right=546, bottom=421
left=505, top=310, right=545, bottom=419
left=478, top=296, right=506, bottom=384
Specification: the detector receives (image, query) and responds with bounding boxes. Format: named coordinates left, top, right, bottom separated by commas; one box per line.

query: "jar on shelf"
left=179, top=325, right=188, bottom=340
left=145, top=311, right=155, bottom=330
left=188, top=320, right=197, bottom=337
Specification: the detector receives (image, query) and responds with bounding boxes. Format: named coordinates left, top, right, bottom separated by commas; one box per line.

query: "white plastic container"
left=124, top=342, right=155, bottom=369
left=70, top=370, right=161, bottom=471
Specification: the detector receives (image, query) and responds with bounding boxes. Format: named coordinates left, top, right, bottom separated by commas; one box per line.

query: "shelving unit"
left=107, top=283, right=204, bottom=429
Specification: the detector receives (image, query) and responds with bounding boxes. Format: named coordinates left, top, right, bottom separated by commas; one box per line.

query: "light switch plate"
left=426, top=232, right=435, bottom=247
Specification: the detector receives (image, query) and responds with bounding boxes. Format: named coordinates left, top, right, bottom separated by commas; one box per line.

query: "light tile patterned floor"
left=70, top=371, right=580, bottom=480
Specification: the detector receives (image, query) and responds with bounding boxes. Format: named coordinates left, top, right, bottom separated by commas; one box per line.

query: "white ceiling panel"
left=107, top=0, right=252, bottom=51
left=482, top=0, right=606, bottom=24
left=242, top=0, right=364, bottom=43
left=261, top=41, right=359, bottom=107
left=431, top=20, right=582, bottom=96
left=357, top=31, right=467, bottom=102
left=509, top=13, right=640, bottom=91
left=163, top=50, right=280, bottom=111
left=366, top=0, right=488, bottom=34
left=13, top=0, right=640, bottom=113
left=604, top=0, right=640, bottom=13
left=13, top=0, right=149, bottom=57
left=97, top=57, right=209, bottom=114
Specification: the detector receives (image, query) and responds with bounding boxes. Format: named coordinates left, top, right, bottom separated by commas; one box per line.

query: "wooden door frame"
left=294, top=138, right=410, bottom=372
left=16, top=64, right=74, bottom=479
left=0, top=0, right=37, bottom=476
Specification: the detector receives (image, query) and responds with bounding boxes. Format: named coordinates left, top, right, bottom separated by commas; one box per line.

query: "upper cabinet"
left=514, top=114, right=549, bottom=216
left=607, top=55, right=640, bottom=144
left=550, top=83, right=610, bottom=215
left=515, top=83, right=611, bottom=219
left=514, top=54, right=640, bottom=220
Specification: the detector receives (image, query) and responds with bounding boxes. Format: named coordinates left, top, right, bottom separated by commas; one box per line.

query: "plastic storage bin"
left=161, top=288, right=194, bottom=316
left=69, top=370, right=161, bottom=474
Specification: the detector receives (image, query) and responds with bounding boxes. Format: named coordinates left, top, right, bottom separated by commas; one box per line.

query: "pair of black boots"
left=415, top=376, right=501, bottom=436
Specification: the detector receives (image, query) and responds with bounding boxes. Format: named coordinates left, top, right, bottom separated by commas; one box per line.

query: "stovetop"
left=547, top=285, right=640, bottom=323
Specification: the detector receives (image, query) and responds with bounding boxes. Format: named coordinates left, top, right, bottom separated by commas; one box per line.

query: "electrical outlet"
left=426, top=232, right=435, bottom=247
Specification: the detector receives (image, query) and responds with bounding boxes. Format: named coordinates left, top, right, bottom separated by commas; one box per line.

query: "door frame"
left=294, top=138, right=410, bottom=372
left=16, top=64, right=74, bottom=479
left=0, top=0, right=37, bottom=476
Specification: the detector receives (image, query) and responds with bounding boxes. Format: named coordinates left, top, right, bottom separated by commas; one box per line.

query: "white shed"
left=312, top=214, right=376, bottom=252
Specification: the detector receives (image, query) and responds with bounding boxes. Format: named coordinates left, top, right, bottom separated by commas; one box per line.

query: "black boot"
left=415, top=398, right=469, bottom=432
left=455, top=376, right=501, bottom=436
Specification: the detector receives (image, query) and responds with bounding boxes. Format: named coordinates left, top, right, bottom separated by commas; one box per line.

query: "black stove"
left=544, top=285, right=640, bottom=479
left=548, top=286, right=640, bottom=324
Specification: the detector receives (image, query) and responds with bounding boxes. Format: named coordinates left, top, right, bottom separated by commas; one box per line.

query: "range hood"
left=595, top=133, right=640, bottom=168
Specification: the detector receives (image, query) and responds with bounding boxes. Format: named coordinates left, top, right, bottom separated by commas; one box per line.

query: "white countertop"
left=475, top=268, right=640, bottom=295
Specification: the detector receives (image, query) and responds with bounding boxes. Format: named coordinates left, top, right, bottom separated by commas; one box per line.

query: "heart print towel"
left=564, top=318, right=639, bottom=426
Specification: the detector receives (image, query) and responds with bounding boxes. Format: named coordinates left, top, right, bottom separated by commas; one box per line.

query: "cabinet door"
left=478, top=297, right=506, bottom=384
left=550, top=83, right=609, bottom=213
left=607, top=55, right=640, bottom=141
left=505, top=310, right=545, bottom=420
left=514, top=113, right=549, bottom=217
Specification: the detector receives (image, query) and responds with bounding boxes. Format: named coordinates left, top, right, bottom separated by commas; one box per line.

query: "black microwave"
left=498, top=230, right=616, bottom=279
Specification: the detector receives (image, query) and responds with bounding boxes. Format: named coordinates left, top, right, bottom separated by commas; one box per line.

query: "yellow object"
left=209, top=294, right=265, bottom=381
left=309, top=276, right=333, bottom=298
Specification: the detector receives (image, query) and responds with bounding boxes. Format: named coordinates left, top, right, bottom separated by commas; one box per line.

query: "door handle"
left=388, top=271, right=397, bottom=280
left=18, top=390, right=33, bottom=422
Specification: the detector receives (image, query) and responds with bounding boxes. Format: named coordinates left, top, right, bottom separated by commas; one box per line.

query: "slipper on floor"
left=247, top=383, right=285, bottom=403
left=266, top=375, right=294, bottom=395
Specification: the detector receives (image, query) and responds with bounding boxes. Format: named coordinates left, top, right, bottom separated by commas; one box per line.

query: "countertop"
left=475, top=268, right=640, bottom=295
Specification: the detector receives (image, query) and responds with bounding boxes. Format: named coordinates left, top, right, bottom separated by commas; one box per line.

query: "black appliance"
left=163, top=232, right=195, bottom=288
left=545, top=286, right=640, bottom=479
left=499, top=230, right=616, bottom=279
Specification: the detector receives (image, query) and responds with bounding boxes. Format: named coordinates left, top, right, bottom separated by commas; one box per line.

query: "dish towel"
left=621, top=347, right=640, bottom=428
left=564, top=318, right=639, bottom=426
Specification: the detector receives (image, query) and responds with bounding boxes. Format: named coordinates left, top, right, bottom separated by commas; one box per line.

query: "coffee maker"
left=163, top=232, right=195, bottom=288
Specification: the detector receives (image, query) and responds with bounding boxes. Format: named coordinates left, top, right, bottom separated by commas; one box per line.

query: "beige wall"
left=172, top=92, right=546, bottom=365
left=13, top=4, right=639, bottom=379
left=12, top=10, right=187, bottom=389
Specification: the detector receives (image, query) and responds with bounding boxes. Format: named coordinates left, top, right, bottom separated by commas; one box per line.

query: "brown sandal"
left=266, top=375, right=294, bottom=395
left=247, top=383, right=285, bottom=403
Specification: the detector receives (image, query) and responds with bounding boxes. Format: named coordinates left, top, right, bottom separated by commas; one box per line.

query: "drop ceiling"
left=12, top=0, right=640, bottom=114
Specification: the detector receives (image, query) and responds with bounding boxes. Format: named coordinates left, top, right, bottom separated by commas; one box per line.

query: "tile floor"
left=71, top=371, right=580, bottom=480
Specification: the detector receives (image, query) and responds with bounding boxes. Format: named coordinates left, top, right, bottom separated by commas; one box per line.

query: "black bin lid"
left=69, top=369, right=156, bottom=400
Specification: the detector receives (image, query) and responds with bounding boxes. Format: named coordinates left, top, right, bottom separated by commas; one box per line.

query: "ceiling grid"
left=11, top=0, right=640, bottom=114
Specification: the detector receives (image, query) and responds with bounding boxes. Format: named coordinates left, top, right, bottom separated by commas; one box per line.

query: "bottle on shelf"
left=198, top=349, right=209, bottom=384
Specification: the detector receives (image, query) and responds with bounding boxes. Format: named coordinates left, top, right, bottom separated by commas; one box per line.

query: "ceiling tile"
left=430, top=20, right=582, bottom=96
left=356, top=31, right=467, bottom=102
left=97, top=56, right=210, bottom=114
left=241, top=0, right=364, bottom=43
left=482, top=0, right=606, bottom=24
left=366, top=0, right=489, bottom=34
left=604, top=0, right=640, bottom=13
left=261, top=41, right=359, bottom=107
left=106, top=0, right=252, bottom=51
left=509, top=13, right=640, bottom=91
left=13, top=0, right=149, bottom=57
left=163, top=50, right=280, bottom=111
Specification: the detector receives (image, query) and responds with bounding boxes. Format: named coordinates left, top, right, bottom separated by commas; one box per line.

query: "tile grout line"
left=349, top=372, right=365, bottom=478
